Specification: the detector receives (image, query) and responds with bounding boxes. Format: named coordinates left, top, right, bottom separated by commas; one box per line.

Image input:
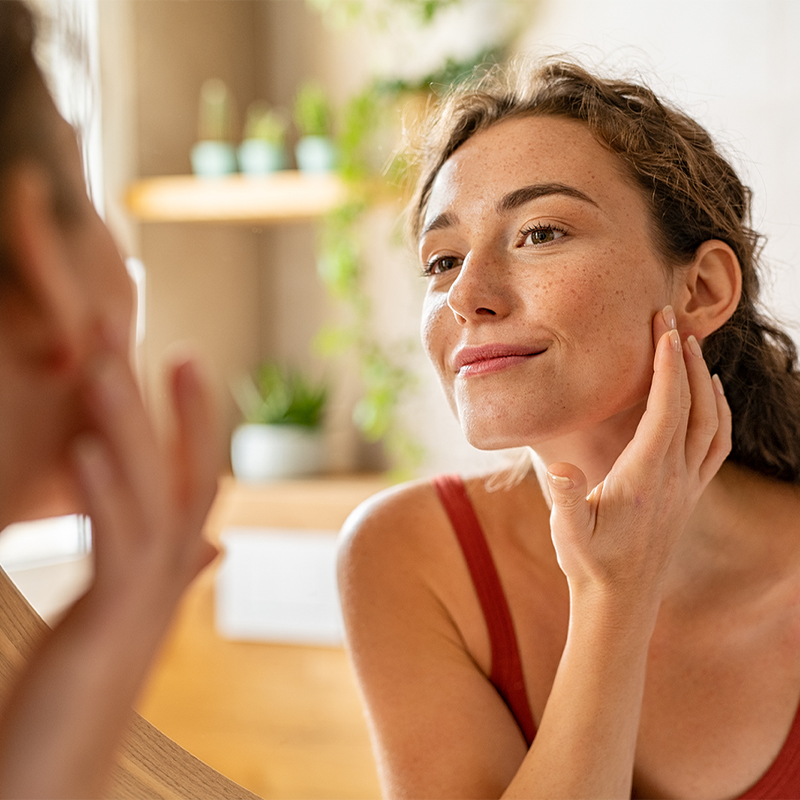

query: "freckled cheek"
left=537, top=260, right=652, bottom=369
left=421, top=296, right=461, bottom=404
left=421, top=295, right=449, bottom=363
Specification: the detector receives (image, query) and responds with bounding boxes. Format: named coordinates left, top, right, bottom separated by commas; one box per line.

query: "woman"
left=0, top=3, right=220, bottom=796
left=339, top=59, right=800, bottom=799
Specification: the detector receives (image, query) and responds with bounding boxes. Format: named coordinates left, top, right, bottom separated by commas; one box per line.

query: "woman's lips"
left=452, top=344, right=548, bottom=376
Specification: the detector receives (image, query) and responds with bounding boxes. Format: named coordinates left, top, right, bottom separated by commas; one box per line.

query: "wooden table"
left=136, top=475, right=387, bottom=799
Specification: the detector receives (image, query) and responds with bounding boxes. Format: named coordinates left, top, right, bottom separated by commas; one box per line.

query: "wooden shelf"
left=125, top=171, right=345, bottom=223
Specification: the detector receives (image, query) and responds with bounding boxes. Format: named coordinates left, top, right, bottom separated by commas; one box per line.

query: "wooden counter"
left=136, top=475, right=387, bottom=799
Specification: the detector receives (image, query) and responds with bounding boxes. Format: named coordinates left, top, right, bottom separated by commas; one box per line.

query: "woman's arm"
left=0, top=337, right=220, bottom=799
left=340, top=310, right=731, bottom=799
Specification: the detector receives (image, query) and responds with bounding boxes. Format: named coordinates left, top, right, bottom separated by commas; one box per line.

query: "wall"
left=98, top=0, right=378, bottom=470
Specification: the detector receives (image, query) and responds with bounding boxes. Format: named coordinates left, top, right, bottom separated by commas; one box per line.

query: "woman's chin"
left=462, top=423, right=535, bottom=452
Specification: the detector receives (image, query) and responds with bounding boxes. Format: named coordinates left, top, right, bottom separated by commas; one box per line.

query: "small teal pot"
left=238, top=140, right=286, bottom=175
left=295, top=135, right=337, bottom=173
left=190, top=140, right=237, bottom=177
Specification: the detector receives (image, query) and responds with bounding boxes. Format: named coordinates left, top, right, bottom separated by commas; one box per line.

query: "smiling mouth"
left=455, top=347, right=548, bottom=377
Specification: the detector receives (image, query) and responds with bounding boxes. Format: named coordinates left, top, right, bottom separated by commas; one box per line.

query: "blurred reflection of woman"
left=339, top=60, right=800, bottom=799
left=0, top=3, right=220, bottom=795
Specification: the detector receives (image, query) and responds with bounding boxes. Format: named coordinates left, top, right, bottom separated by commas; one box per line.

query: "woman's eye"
left=422, top=254, right=461, bottom=276
left=520, top=224, right=567, bottom=246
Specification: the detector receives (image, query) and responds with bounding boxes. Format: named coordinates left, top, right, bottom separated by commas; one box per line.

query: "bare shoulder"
left=337, top=475, right=475, bottom=689
left=338, top=477, right=450, bottom=590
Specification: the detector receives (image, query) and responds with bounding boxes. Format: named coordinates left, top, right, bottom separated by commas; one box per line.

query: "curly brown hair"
left=409, top=58, right=800, bottom=483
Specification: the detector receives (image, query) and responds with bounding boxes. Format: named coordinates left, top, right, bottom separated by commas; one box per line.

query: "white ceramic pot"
left=294, top=135, right=337, bottom=173
left=238, top=139, right=286, bottom=175
left=231, top=423, right=326, bottom=482
left=190, top=140, right=238, bottom=177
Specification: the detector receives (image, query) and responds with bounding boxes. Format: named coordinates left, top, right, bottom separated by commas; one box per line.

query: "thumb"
left=547, top=462, right=592, bottom=536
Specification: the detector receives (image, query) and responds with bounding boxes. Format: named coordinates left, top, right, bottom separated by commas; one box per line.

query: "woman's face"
left=419, top=114, right=675, bottom=452
left=1, top=104, right=135, bottom=523
left=52, top=112, right=135, bottom=353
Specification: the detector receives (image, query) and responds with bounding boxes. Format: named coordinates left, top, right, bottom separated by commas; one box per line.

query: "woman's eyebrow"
left=422, top=182, right=598, bottom=238
left=497, top=182, right=599, bottom=213
left=421, top=210, right=458, bottom=237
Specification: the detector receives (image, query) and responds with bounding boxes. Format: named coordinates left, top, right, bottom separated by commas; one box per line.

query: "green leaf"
left=238, top=362, right=328, bottom=428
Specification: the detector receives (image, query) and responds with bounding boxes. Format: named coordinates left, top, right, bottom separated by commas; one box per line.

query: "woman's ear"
left=674, top=239, right=742, bottom=341
left=0, top=162, right=85, bottom=374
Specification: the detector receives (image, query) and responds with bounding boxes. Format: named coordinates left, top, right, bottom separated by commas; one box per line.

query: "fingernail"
left=547, top=472, right=574, bottom=489
left=687, top=334, right=703, bottom=358
left=669, top=329, right=681, bottom=353
left=712, top=374, right=725, bottom=396
left=662, top=305, right=677, bottom=330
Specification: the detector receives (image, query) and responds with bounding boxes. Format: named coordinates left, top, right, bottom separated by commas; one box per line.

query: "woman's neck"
left=666, top=462, right=800, bottom=596
left=531, top=399, right=646, bottom=495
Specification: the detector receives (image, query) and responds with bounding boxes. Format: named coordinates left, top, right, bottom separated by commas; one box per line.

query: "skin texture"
left=0, top=93, right=220, bottom=797
left=339, top=116, right=800, bottom=799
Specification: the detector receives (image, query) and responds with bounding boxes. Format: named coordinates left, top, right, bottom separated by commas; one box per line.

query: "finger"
left=169, top=356, right=220, bottom=523
left=84, top=354, right=165, bottom=528
left=72, top=435, right=136, bottom=567
left=652, top=304, right=676, bottom=349
left=192, top=539, right=220, bottom=580
left=631, top=324, right=687, bottom=470
left=547, top=462, right=593, bottom=544
left=699, top=374, right=732, bottom=484
left=682, top=335, right=721, bottom=474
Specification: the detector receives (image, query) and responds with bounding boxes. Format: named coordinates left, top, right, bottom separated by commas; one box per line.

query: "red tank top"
left=432, top=473, right=800, bottom=799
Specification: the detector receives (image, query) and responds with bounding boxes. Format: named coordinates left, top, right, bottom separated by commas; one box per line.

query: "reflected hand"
left=73, top=331, right=220, bottom=608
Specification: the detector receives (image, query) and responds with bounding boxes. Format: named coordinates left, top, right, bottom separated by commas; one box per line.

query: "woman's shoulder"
left=338, top=476, right=449, bottom=573
left=338, top=466, right=550, bottom=582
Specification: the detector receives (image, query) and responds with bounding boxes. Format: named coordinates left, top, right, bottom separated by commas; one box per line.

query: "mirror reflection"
left=2, top=1, right=800, bottom=798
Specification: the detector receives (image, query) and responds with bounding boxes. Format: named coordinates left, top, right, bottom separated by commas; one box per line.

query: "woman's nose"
left=446, top=252, right=511, bottom=324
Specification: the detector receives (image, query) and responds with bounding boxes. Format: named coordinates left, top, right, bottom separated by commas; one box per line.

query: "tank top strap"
left=737, top=698, right=800, bottom=799
left=432, top=474, right=537, bottom=746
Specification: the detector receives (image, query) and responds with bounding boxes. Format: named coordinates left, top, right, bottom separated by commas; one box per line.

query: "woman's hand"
left=0, top=331, right=222, bottom=799
left=545, top=306, right=732, bottom=611
left=73, top=331, right=220, bottom=609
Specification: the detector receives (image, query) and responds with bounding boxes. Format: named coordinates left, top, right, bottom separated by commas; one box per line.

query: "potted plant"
left=238, top=101, right=289, bottom=175
left=231, top=362, right=328, bottom=482
left=293, top=81, right=337, bottom=173
left=190, top=78, right=238, bottom=177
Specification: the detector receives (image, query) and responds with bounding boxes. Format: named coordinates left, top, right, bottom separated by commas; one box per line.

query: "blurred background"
left=5, top=1, right=800, bottom=797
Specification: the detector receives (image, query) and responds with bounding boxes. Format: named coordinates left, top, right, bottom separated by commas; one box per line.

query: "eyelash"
left=421, top=223, right=568, bottom=277
left=518, top=222, right=568, bottom=246
left=421, top=254, right=461, bottom=277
